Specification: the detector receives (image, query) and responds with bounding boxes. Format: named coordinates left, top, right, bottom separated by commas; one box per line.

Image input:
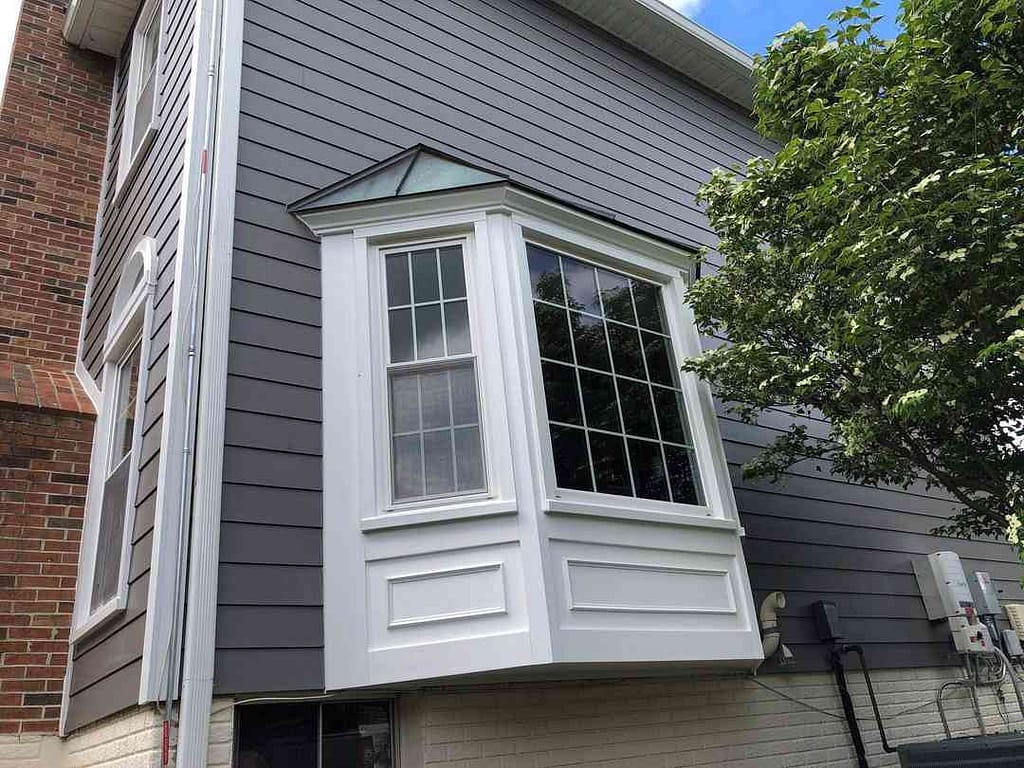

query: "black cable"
left=843, top=644, right=898, bottom=754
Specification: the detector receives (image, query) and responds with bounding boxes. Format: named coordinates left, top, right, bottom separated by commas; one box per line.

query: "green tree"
left=685, top=0, right=1024, bottom=539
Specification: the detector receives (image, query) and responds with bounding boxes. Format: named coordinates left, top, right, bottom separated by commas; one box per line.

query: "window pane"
left=579, top=370, right=620, bottom=433
left=444, top=300, right=471, bottom=354
left=390, top=373, right=420, bottom=434
left=534, top=303, right=573, bottom=363
left=533, top=249, right=704, bottom=505
left=112, top=342, right=142, bottom=465
left=598, top=269, right=635, bottom=325
left=563, top=258, right=601, bottom=315
left=618, top=378, right=657, bottom=439
left=527, top=244, right=564, bottom=304
left=589, top=432, right=631, bottom=496
left=551, top=425, right=592, bottom=491
left=542, top=361, right=581, bottom=426
left=132, top=70, right=156, bottom=155
left=392, top=434, right=423, bottom=500
left=322, top=701, right=394, bottom=768
left=388, top=308, right=414, bottom=363
left=439, top=245, right=466, bottom=299
left=414, top=304, right=444, bottom=359
left=385, top=252, right=410, bottom=307
left=390, top=363, right=483, bottom=503
left=423, top=430, right=455, bottom=495
left=606, top=323, right=645, bottom=380
left=450, top=365, right=479, bottom=425
left=91, top=457, right=130, bottom=610
left=411, top=249, right=440, bottom=303
left=643, top=332, right=675, bottom=386
left=569, top=311, right=610, bottom=371
left=454, top=426, right=485, bottom=492
left=665, top=445, right=702, bottom=505
left=237, top=703, right=318, bottom=768
left=629, top=439, right=670, bottom=502
left=419, top=371, right=451, bottom=430
left=632, top=281, right=665, bottom=333
left=652, top=386, right=689, bottom=445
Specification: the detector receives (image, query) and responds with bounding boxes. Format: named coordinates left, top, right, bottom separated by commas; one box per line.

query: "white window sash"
left=71, top=240, right=156, bottom=643
left=115, top=0, right=163, bottom=194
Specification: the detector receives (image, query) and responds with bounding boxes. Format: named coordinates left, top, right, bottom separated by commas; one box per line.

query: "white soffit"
left=64, top=0, right=139, bottom=56
left=552, top=0, right=754, bottom=111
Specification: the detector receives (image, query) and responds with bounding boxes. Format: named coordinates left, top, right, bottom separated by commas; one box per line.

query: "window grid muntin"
left=527, top=242, right=702, bottom=505
left=384, top=241, right=486, bottom=504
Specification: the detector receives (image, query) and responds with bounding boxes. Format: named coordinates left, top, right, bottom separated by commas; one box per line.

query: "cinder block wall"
left=397, top=668, right=1017, bottom=768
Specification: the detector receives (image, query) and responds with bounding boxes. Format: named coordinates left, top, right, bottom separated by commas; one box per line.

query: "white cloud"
left=657, top=0, right=706, bottom=19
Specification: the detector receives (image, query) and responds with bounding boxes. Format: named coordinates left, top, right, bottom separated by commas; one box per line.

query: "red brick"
left=0, top=0, right=111, bottom=737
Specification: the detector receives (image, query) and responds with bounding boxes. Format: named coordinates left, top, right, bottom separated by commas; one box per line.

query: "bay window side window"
left=383, top=242, right=486, bottom=505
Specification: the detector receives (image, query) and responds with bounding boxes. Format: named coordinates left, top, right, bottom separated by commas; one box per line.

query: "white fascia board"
left=294, top=185, right=701, bottom=272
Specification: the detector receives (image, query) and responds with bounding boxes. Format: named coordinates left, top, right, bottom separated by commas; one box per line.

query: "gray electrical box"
left=970, top=571, right=1001, bottom=616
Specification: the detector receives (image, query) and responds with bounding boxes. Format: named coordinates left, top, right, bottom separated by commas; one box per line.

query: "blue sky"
left=660, top=0, right=902, bottom=55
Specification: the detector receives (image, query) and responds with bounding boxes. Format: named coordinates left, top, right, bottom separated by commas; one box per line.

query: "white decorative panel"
left=388, top=563, right=507, bottom=628
left=566, top=560, right=735, bottom=615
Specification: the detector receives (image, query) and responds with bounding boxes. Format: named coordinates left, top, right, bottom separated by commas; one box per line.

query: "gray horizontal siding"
left=216, top=0, right=1014, bottom=693
left=67, top=0, right=194, bottom=732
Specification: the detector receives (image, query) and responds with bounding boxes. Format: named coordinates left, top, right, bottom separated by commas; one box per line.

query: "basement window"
left=117, top=0, right=163, bottom=191
left=235, top=701, right=394, bottom=768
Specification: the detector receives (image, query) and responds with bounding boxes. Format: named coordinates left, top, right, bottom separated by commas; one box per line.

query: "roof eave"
left=551, top=0, right=754, bottom=111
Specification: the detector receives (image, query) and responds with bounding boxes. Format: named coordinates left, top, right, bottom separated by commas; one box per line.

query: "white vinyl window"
left=383, top=242, right=486, bottom=503
left=525, top=242, right=704, bottom=506
left=117, top=0, right=162, bottom=191
left=72, top=238, right=156, bottom=641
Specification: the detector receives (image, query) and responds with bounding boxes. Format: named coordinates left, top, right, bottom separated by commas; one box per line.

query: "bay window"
left=294, top=146, right=761, bottom=690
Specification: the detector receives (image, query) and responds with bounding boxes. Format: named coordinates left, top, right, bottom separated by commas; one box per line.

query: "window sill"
left=69, top=597, right=126, bottom=644
left=361, top=498, right=517, bottom=532
left=545, top=498, right=740, bottom=532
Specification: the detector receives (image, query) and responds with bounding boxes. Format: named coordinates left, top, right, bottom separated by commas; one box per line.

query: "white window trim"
left=115, top=0, right=164, bottom=198
left=70, top=237, right=158, bottom=644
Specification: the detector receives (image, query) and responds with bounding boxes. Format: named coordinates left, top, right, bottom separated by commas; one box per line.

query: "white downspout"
left=165, top=0, right=241, bottom=760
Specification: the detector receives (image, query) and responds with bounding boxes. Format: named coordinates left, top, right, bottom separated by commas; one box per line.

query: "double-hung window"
left=383, top=242, right=486, bottom=504
left=72, top=238, right=155, bottom=641
left=117, top=0, right=162, bottom=190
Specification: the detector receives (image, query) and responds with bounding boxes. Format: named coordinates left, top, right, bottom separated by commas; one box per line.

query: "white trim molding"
left=299, top=181, right=762, bottom=692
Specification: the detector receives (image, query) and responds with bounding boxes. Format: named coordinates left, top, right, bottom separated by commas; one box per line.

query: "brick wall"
left=0, top=404, right=93, bottom=736
left=0, top=0, right=113, bottom=372
left=0, top=0, right=113, bottom=742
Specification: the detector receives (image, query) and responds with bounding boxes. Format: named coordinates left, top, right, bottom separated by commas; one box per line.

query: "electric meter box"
left=970, top=571, right=1001, bottom=616
left=1002, top=629, right=1024, bottom=658
left=913, top=551, right=976, bottom=621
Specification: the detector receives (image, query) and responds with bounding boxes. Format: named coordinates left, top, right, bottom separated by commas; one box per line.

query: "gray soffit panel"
left=288, top=145, right=508, bottom=214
